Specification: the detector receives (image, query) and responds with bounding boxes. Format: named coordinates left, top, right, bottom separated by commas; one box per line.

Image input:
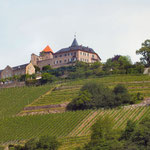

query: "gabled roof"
left=71, top=38, right=78, bottom=47
left=12, top=63, right=29, bottom=71
left=42, top=45, right=53, bottom=53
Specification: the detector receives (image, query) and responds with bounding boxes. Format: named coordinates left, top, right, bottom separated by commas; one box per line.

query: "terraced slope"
left=0, top=84, right=52, bottom=118
left=29, top=85, right=81, bottom=106
left=0, top=106, right=149, bottom=144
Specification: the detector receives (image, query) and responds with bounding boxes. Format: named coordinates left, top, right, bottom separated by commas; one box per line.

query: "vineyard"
left=0, top=84, right=53, bottom=118
left=0, top=106, right=150, bottom=146
left=22, top=75, right=150, bottom=114
left=0, top=74, right=150, bottom=149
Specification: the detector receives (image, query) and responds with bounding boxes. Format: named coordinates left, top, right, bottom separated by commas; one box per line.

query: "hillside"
left=0, top=74, right=150, bottom=149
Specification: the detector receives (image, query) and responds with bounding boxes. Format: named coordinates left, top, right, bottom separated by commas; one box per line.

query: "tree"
left=113, top=84, right=131, bottom=106
left=15, top=136, right=60, bottom=150
left=34, top=65, right=40, bottom=73
left=66, top=90, right=92, bottom=110
left=37, top=135, right=60, bottom=150
left=42, top=65, right=52, bottom=72
left=25, top=138, right=38, bottom=150
left=67, top=82, right=131, bottom=111
left=103, top=55, right=132, bottom=74
left=130, top=117, right=150, bottom=149
left=83, top=117, right=122, bottom=150
left=120, top=120, right=136, bottom=140
left=41, top=73, right=56, bottom=84
left=136, top=39, right=150, bottom=67
left=121, top=117, right=150, bottom=150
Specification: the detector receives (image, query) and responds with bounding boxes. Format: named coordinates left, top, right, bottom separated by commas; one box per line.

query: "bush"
left=37, top=135, right=60, bottom=150
left=113, top=84, right=131, bottom=106
left=41, top=73, right=56, bottom=84
left=67, top=82, right=132, bottom=111
left=15, top=136, right=60, bottom=150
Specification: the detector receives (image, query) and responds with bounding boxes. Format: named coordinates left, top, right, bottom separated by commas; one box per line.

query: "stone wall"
left=0, top=81, right=25, bottom=89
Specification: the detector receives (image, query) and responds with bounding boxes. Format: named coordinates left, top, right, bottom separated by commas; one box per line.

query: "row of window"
left=54, top=58, right=77, bottom=64
left=80, top=58, right=89, bottom=62
left=55, top=52, right=76, bottom=58
left=80, top=52, right=89, bottom=56
left=80, top=52, right=95, bottom=58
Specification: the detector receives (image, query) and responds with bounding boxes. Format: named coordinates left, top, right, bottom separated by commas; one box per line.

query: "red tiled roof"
left=42, top=45, right=53, bottom=53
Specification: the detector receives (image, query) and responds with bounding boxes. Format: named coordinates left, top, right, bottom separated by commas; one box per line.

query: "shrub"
left=67, top=82, right=132, bottom=111
left=37, top=135, right=60, bottom=150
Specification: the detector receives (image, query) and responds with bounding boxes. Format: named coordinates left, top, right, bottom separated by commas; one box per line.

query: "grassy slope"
left=0, top=84, right=52, bottom=118
left=26, top=75, right=150, bottom=109
left=0, top=106, right=149, bottom=146
left=0, top=74, right=150, bottom=149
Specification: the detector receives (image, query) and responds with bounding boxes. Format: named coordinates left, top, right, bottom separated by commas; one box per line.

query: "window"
left=60, top=60, right=62, bottom=63
left=92, top=55, right=94, bottom=58
left=87, top=53, right=89, bottom=56
left=60, top=55, right=62, bottom=57
left=74, top=52, right=76, bottom=55
left=57, top=60, right=58, bottom=64
left=64, top=54, right=67, bottom=56
left=71, top=53, right=72, bottom=56
left=68, top=53, right=70, bottom=56
left=64, top=59, right=67, bottom=63
left=55, top=56, right=57, bottom=58
left=80, top=52, right=82, bottom=55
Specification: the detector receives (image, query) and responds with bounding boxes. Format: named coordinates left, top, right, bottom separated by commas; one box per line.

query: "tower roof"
left=42, top=45, right=53, bottom=53
left=71, top=38, right=78, bottom=47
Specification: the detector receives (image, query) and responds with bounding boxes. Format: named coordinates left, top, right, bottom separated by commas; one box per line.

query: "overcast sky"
left=0, top=0, right=150, bottom=69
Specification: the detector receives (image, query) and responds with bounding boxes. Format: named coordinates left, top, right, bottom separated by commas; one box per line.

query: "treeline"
left=36, top=55, right=144, bottom=85
left=0, top=55, right=145, bottom=85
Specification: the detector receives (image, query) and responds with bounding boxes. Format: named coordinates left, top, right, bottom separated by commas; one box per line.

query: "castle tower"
left=40, top=45, right=54, bottom=60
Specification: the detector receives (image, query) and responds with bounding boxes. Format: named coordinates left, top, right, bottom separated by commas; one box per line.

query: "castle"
left=31, top=37, right=101, bottom=70
left=0, top=37, right=101, bottom=79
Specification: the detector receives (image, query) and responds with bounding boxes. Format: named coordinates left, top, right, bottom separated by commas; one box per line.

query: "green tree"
left=34, top=65, right=41, bottom=73
left=25, top=138, right=38, bottom=150
left=136, top=39, right=150, bottom=67
left=120, top=120, right=136, bottom=140
left=41, top=73, right=56, bottom=84
left=83, top=117, right=122, bottom=150
left=37, top=135, right=60, bottom=150
left=66, top=90, right=92, bottom=110
left=42, top=65, right=52, bottom=72
left=113, top=84, right=131, bottom=106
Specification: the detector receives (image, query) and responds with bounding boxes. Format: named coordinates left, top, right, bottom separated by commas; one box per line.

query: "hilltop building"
left=0, top=37, right=101, bottom=79
left=0, top=63, right=35, bottom=79
left=31, top=37, right=101, bottom=70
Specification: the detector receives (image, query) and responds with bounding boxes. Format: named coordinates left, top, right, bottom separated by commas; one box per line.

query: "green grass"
left=0, top=84, right=52, bottom=118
